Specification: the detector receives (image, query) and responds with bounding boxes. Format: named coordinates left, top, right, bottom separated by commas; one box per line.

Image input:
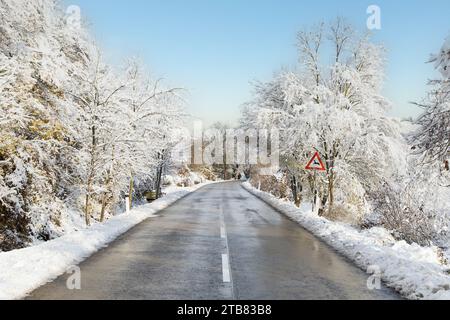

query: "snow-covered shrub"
left=371, top=179, right=447, bottom=246
left=168, top=166, right=210, bottom=187
left=325, top=204, right=360, bottom=225
left=250, top=167, right=291, bottom=200
left=163, top=175, right=176, bottom=187
left=324, top=176, right=367, bottom=225
left=174, top=166, right=192, bottom=187
left=196, top=166, right=219, bottom=182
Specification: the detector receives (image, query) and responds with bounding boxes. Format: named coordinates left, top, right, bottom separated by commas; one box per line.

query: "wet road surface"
left=28, top=182, right=399, bottom=300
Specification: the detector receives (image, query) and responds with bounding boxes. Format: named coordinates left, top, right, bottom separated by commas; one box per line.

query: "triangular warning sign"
left=306, top=152, right=326, bottom=171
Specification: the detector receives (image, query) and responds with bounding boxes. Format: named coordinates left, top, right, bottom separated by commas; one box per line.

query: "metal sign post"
left=306, top=151, right=326, bottom=214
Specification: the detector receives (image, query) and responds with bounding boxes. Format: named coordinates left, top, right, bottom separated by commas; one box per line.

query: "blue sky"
left=63, top=0, right=450, bottom=126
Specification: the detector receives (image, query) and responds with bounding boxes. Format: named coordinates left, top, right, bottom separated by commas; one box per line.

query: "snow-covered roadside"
left=0, top=183, right=212, bottom=300
left=242, top=182, right=450, bottom=300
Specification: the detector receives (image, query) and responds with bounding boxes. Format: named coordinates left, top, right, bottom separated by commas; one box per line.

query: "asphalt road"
left=28, top=182, right=398, bottom=300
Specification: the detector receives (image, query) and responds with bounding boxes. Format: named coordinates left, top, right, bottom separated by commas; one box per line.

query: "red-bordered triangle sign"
left=306, top=152, right=326, bottom=171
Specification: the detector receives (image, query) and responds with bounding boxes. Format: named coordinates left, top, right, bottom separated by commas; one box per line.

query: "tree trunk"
left=318, top=194, right=328, bottom=217
left=313, top=189, right=319, bottom=213
left=100, top=146, right=116, bottom=223
left=328, top=172, right=335, bottom=212
left=85, top=125, right=96, bottom=227
left=100, top=193, right=109, bottom=223
left=313, top=191, right=320, bottom=214
left=295, top=193, right=302, bottom=208
left=291, top=176, right=302, bottom=207
left=128, top=174, right=134, bottom=209
left=156, top=165, right=163, bottom=199
left=313, top=195, right=316, bottom=211
left=85, top=194, right=91, bottom=226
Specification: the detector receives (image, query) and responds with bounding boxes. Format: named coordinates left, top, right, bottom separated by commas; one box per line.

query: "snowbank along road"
left=28, top=182, right=399, bottom=300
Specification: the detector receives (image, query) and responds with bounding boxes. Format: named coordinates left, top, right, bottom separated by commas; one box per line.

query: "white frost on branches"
left=414, top=36, right=450, bottom=165
left=242, top=19, right=407, bottom=224
left=242, top=20, right=450, bottom=246
left=0, top=0, right=185, bottom=250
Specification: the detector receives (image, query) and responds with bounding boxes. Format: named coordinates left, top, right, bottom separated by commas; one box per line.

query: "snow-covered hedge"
left=243, top=182, right=450, bottom=300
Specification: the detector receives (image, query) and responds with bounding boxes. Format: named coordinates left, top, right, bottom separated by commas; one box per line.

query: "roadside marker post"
left=125, top=197, right=131, bottom=214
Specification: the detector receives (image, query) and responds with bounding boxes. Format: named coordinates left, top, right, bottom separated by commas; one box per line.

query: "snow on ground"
left=242, top=182, right=450, bottom=300
left=0, top=183, right=212, bottom=300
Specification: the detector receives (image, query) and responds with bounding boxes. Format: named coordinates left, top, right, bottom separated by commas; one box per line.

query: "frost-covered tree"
left=388, top=36, right=450, bottom=245
left=0, top=0, right=186, bottom=250
left=68, top=50, right=128, bottom=226
left=414, top=37, right=450, bottom=170
left=242, top=19, right=407, bottom=221
left=0, top=0, right=92, bottom=247
left=121, top=59, right=185, bottom=207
